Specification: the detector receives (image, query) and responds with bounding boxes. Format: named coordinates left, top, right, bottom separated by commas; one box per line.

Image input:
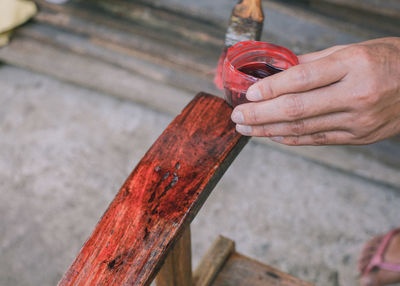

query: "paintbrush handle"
left=233, top=0, right=264, bottom=22
left=214, top=0, right=264, bottom=89
left=225, top=0, right=264, bottom=47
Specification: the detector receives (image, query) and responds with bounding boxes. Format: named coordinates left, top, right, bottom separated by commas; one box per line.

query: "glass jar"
left=222, top=41, right=299, bottom=107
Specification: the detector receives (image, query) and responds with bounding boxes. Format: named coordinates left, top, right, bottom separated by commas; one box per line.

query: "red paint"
left=222, top=41, right=298, bottom=107
left=214, top=47, right=227, bottom=90
left=238, top=62, right=283, bottom=78
left=225, top=62, right=283, bottom=107
left=58, top=93, right=249, bottom=286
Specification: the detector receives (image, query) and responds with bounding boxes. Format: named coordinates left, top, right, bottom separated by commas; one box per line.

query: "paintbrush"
left=214, top=0, right=264, bottom=89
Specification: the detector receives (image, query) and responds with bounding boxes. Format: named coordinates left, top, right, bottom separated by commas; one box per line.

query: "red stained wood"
left=58, top=93, right=249, bottom=286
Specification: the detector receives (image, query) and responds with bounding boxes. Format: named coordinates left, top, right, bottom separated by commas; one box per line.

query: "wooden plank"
left=11, top=22, right=219, bottom=96
left=34, top=0, right=223, bottom=74
left=212, top=253, right=314, bottom=286
left=280, top=0, right=400, bottom=35
left=58, top=93, right=249, bottom=286
left=0, top=35, right=193, bottom=115
left=193, top=236, right=235, bottom=286
left=312, top=0, right=400, bottom=18
left=156, top=227, right=192, bottom=286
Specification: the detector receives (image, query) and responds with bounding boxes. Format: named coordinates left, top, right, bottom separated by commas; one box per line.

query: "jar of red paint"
left=222, top=41, right=299, bottom=107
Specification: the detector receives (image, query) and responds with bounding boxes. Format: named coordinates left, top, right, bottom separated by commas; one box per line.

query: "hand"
left=231, top=37, right=400, bottom=145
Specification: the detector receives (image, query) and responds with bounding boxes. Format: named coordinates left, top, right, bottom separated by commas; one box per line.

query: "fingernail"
left=231, top=110, right=244, bottom=124
left=246, top=86, right=262, bottom=101
left=236, top=124, right=252, bottom=135
left=270, top=136, right=283, bottom=142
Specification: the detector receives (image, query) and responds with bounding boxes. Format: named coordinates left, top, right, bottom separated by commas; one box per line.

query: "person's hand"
left=231, top=37, right=400, bottom=145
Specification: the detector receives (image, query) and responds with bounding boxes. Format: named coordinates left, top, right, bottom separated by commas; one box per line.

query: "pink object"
left=214, top=47, right=227, bottom=90
left=363, top=228, right=400, bottom=275
left=222, top=41, right=298, bottom=107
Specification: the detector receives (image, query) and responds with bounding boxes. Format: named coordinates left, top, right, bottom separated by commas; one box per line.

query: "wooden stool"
left=157, top=228, right=312, bottom=286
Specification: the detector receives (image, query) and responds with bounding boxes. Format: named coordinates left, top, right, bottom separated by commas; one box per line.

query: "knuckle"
left=262, top=125, right=272, bottom=137
left=350, top=127, right=364, bottom=139
left=248, top=108, right=262, bottom=124
left=348, top=121, right=365, bottom=139
left=366, top=82, right=380, bottom=104
left=283, top=94, right=305, bottom=119
left=311, top=132, right=328, bottom=145
left=359, top=83, right=380, bottom=106
left=357, top=114, right=376, bottom=134
left=349, top=45, right=370, bottom=60
left=293, top=66, right=311, bottom=87
left=363, top=133, right=380, bottom=144
left=260, top=81, right=276, bottom=98
left=352, top=131, right=377, bottom=145
left=342, top=132, right=357, bottom=144
left=348, top=45, right=374, bottom=69
left=348, top=133, right=360, bottom=144
left=350, top=113, right=380, bottom=141
left=351, top=86, right=380, bottom=109
left=289, top=120, right=306, bottom=135
left=285, top=136, right=299, bottom=146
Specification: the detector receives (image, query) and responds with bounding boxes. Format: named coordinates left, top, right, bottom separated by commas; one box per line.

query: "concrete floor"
left=0, top=66, right=400, bottom=286
left=1, top=64, right=399, bottom=286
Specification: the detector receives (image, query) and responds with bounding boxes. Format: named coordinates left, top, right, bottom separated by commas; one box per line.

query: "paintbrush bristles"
left=233, top=0, right=264, bottom=22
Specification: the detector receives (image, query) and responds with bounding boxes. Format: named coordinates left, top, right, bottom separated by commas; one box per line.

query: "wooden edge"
left=231, top=252, right=315, bottom=286
left=193, top=236, right=235, bottom=286
left=156, top=227, right=192, bottom=286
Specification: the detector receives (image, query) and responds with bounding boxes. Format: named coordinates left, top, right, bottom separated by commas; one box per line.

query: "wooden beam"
left=58, top=93, right=249, bottom=286
left=213, top=253, right=314, bottom=286
left=156, top=227, right=192, bottom=286
left=193, top=236, right=235, bottom=286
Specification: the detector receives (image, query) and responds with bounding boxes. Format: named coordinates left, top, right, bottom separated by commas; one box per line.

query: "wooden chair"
left=57, top=93, right=313, bottom=286
left=57, top=1, right=314, bottom=285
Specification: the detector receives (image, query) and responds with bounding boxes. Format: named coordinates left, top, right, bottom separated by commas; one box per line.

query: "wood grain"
left=212, top=253, right=314, bottom=286
left=156, top=227, right=192, bottom=286
left=58, top=93, right=249, bottom=286
left=193, top=236, right=235, bottom=286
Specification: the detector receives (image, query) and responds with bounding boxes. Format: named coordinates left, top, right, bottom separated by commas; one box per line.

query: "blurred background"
left=0, top=0, right=399, bottom=285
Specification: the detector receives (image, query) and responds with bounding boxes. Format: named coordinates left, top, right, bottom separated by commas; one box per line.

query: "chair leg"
left=156, top=227, right=192, bottom=286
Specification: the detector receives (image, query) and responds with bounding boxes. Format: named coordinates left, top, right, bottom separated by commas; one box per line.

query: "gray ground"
left=1, top=64, right=399, bottom=286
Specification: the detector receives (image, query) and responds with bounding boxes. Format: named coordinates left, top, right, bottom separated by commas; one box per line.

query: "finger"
left=298, top=45, right=347, bottom=64
left=358, top=37, right=399, bottom=47
left=235, top=112, right=350, bottom=137
left=232, top=83, right=348, bottom=125
left=269, top=131, right=355, bottom=146
left=246, top=51, right=348, bottom=102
